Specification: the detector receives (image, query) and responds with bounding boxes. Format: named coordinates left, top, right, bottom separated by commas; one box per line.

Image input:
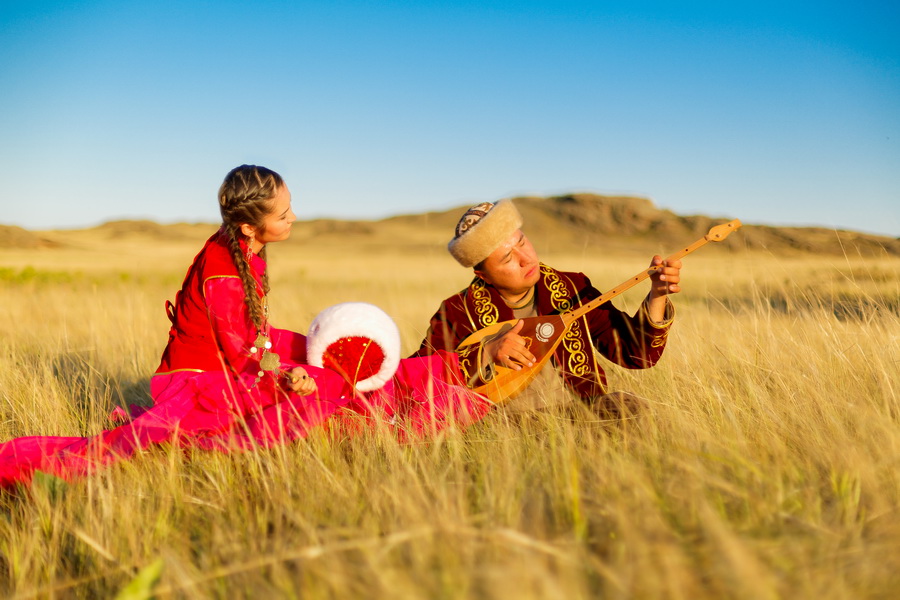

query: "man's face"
left=474, top=229, right=540, bottom=297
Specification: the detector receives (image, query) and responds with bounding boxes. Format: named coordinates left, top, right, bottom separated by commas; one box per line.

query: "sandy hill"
left=2, top=194, right=897, bottom=256
left=297, top=193, right=899, bottom=257
left=0, top=225, right=63, bottom=249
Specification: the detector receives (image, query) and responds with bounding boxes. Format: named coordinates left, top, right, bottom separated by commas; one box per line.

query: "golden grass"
left=0, top=239, right=898, bottom=599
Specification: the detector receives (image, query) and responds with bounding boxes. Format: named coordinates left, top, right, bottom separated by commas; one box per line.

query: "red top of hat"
left=321, top=336, right=386, bottom=386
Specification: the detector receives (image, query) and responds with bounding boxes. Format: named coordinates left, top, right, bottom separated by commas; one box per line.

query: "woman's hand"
left=284, top=366, right=317, bottom=396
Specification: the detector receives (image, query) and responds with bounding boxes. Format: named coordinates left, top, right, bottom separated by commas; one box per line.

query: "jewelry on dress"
left=249, top=326, right=281, bottom=388
left=247, top=292, right=281, bottom=388
left=259, top=349, right=280, bottom=371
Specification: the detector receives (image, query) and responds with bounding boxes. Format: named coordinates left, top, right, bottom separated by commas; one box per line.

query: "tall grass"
left=1, top=242, right=898, bottom=598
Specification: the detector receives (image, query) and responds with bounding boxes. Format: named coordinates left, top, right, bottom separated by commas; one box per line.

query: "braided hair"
left=218, top=165, right=284, bottom=331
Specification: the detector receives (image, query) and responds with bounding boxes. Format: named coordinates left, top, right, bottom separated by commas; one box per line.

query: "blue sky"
left=1, top=1, right=898, bottom=235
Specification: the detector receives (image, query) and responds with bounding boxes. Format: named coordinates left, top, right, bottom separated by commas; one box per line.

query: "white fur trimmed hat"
left=447, top=200, right=523, bottom=268
left=307, top=302, right=401, bottom=392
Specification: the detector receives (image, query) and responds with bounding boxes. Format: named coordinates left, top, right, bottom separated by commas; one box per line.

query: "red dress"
left=0, top=230, right=490, bottom=489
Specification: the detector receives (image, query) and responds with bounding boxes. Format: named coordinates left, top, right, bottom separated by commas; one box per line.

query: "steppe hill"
left=2, top=193, right=898, bottom=257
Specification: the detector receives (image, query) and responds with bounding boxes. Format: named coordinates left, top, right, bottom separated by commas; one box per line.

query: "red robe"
left=156, top=226, right=305, bottom=374
left=152, top=227, right=312, bottom=416
left=413, top=263, right=673, bottom=400
left=0, top=230, right=490, bottom=490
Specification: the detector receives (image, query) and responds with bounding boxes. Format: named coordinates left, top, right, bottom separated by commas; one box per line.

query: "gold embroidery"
left=651, top=330, right=669, bottom=348
left=200, top=274, right=241, bottom=299
left=457, top=344, right=480, bottom=383
left=564, top=321, right=591, bottom=376
left=153, top=368, right=205, bottom=375
left=541, top=265, right=573, bottom=312
left=640, top=297, right=675, bottom=329
left=541, top=266, right=588, bottom=376
left=470, top=278, right=498, bottom=326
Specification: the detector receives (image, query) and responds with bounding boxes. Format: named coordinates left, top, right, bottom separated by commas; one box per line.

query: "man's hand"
left=484, top=320, right=536, bottom=370
left=649, top=255, right=682, bottom=298
left=647, top=255, right=682, bottom=323
left=284, top=366, right=318, bottom=396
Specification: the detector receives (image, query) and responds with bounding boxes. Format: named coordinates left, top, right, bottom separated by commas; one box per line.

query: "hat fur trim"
left=447, top=200, right=523, bottom=268
left=307, top=302, right=401, bottom=392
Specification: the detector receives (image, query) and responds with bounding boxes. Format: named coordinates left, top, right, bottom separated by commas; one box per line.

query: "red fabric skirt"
left=0, top=352, right=490, bottom=489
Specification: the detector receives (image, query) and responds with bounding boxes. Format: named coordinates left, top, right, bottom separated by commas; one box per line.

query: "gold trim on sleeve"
left=641, top=296, right=676, bottom=329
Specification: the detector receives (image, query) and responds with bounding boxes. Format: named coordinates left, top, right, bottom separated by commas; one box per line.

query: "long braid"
left=218, top=165, right=283, bottom=331
left=223, top=221, right=266, bottom=330
left=259, top=246, right=270, bottom=296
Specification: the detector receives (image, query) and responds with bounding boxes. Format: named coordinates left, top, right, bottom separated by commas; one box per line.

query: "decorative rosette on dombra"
left=307, top=302, right=401, bottom=392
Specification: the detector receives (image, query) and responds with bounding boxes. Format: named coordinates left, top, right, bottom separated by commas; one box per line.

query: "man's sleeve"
left=582, top=278, right=675, bottom=369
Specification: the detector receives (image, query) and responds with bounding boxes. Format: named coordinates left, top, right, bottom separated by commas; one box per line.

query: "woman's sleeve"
left=269, top=326, right=308, bottom=364
left=203, top=277, right=263, bottom=376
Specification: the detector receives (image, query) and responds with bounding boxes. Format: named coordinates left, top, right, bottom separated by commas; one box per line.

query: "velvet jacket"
left=413, top=263, right=674, bottom=400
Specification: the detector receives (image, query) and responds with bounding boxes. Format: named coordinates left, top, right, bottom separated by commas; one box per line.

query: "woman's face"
left=245, top=184, right=296, bottom=251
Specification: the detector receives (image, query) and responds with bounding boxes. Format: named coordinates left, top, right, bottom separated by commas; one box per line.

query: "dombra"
left=458, top=219, right=743, bottom=405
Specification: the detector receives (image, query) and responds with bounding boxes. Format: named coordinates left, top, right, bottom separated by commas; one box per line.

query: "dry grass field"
left=0, top=220, right=898, bottom=599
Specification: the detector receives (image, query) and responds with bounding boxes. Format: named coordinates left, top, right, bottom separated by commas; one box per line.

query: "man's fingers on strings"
left=516, top=346, right=536, bottom=366
left=499, top=349, right=535, bottom=370
left=498, top=353, right=517, bottom=370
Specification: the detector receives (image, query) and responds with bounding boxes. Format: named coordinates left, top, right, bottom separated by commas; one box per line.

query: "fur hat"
left=447, top=200, right=523, bottom=268
left=307, top=302, right=401, bottom=392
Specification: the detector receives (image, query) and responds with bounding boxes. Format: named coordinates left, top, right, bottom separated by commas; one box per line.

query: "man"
left=412, top=199, right=682, bottom=414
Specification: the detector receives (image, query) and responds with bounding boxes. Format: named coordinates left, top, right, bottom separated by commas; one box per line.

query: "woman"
left=0, top=165, right=491, bottom=489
